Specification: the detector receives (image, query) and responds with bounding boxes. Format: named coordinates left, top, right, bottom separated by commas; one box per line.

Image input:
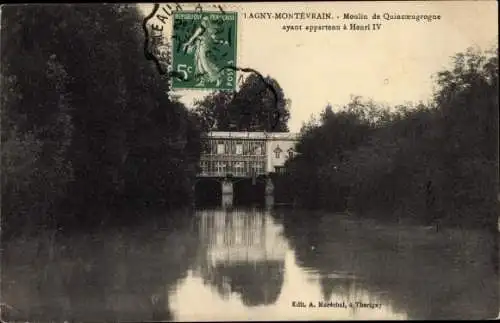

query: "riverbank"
left=278, top=209, right=498, bottom=320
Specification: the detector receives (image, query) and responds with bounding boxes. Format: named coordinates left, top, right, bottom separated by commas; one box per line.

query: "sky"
left=140, top=1, right=498, bottom=132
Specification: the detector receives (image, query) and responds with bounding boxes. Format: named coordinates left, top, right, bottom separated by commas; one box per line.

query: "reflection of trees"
left=1, top=215, right=196, bottom=322
left=208, top=262, right=284, bottom=306
left=195, top=209, right=286, bottom=306
left=281, top=211, right=498, bottom=320
left=320, top=276, right=352, bottom=301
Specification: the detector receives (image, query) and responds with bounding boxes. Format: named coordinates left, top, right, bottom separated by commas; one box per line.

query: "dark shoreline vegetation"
left=1, top=5, right=203, bottom=239
left=284, top=45, right=498, bottom=232
left=1, top=4, right=499, bottom=242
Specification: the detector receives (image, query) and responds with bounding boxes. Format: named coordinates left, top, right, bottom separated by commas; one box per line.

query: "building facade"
left=198, top=132, right=299, bottom=178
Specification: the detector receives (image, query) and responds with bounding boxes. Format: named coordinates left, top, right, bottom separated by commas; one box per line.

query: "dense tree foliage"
left=193, top=73, right=291, bottom=132
left=287, top=47, right=498, bottom=229
left=1, top=4, right=202, bottom=236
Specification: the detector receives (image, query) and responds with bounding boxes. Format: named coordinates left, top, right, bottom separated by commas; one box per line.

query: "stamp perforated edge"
left=143, top=3, right=241, bottom=99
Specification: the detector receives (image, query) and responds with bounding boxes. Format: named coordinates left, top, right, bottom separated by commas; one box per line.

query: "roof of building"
left=203, top=131, right=299, bottom=140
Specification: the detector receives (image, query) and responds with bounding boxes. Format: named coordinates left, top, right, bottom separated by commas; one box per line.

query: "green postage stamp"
left=172, top=11, right=238, bottom=90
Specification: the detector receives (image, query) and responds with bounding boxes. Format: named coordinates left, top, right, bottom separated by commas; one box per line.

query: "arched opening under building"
left=195, top=178, right=222, bottom=207
left=233, top=177, right=266, bottom=207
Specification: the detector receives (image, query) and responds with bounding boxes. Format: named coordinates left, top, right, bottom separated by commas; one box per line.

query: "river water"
left=1, top=207, right=498, bottom=321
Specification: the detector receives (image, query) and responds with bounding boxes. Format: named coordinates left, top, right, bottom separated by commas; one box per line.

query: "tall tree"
left=286, top=46, right=498, bottom=229
left=193, top=73, right=291, bottom=132
left=432, top=46, right=498, bottom=227
left=286, top=98, right=377, bottom=209
left=1, top=4, right=202, bottom=233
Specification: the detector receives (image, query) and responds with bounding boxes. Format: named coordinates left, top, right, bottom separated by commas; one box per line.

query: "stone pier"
left=221, top=179, right=234, bottom=209
left=265, top=177, right=274, bottom=208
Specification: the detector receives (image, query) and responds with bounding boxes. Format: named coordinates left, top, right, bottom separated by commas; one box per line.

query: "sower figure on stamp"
left=182, top=16, right=224, bottom=87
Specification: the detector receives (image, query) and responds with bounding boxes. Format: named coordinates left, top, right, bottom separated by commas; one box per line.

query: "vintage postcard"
left=1, top=1, right=498, bottom=322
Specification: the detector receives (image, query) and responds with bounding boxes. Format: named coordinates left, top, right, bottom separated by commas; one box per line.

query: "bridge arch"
left=194, top=178, right=223, bottom=207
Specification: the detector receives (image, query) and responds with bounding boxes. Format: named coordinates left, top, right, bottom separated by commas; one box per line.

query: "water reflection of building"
left=194, top=209, right=287, bottom=306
